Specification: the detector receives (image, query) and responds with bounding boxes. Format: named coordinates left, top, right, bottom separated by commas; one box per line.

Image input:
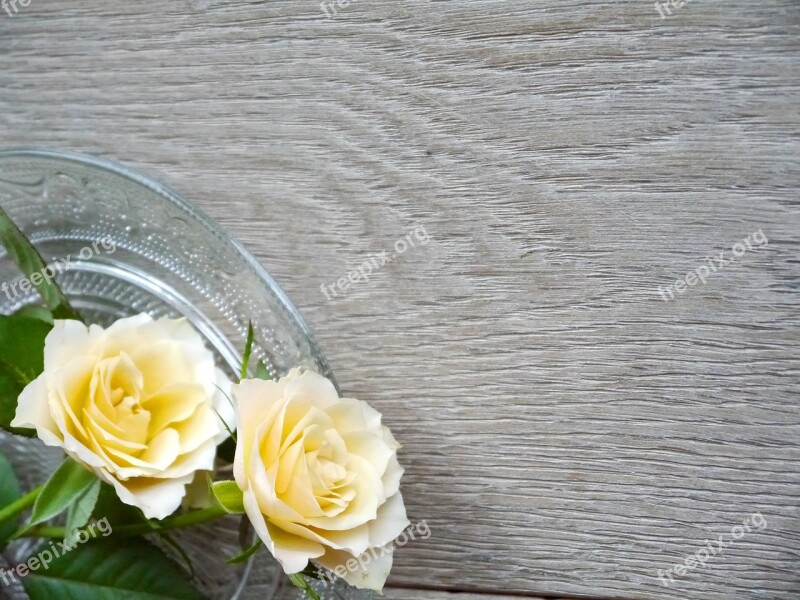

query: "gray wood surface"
left=1, top=1, right=799, bottom=599
left=384, top=591, right=552, bottom=600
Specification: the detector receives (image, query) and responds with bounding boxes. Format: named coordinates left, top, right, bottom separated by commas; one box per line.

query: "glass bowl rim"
left=0, top=149, right=373, bottom=599
left=0, top=146, right=335, bottom=389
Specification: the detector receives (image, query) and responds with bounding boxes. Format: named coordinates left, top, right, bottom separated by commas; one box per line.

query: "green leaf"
left=0, top=204, right=81, bottom=321
left=288, top=573, right=321, bottom=600
left=240, top=321, right=255, bottom=380
left=0, top=314, right=52, bottom=383
left=0, top=367, right=33, bottom=437
left=91, top=482, right=148, bottom=528
left=255, top=360, right=272, bottom=380
left=0, top=450, right=22, bottom=545
left=28, top=459, right=97, bottom=528
left=210, top=480, right=245, bottom=514
left=226, top=540, right=262, bottom=564
left=23, top=538, right=208, bottom=600
left=0, top=314, right=53, bottom=436
left=14, top=304, right=54, bottom=324
left=64, top=479, right=101, bottom=547
left=157, top=530, right=195, bottom=577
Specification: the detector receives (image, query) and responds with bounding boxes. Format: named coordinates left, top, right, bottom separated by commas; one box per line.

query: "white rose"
left=232, top=369, right=408, bottom=592
left=12, top=314, right=234, bottom=519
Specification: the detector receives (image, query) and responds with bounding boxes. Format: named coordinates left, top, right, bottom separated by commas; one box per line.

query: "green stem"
left=0, top=484, right=42, bottom=524
left=23, top=504, right=230, bottom=540
left=120, top=505, right=229, bottom=536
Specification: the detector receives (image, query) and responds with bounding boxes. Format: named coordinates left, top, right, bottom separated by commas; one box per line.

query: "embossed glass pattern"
left=0, top=149, right=371, bottom=600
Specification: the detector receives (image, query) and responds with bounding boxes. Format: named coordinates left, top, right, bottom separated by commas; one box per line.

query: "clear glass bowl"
left=0, top=148, right=371, bottom=600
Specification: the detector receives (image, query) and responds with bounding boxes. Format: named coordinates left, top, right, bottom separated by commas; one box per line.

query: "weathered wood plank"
left=384, top=591, right=553, bottom=600
left=1, top=1, right=798, bottom=599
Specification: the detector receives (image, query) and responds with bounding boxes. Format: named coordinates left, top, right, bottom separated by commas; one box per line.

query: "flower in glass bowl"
left=11, top=314, right=234, bottom=519
left=232, top=368, right=409, bottom=592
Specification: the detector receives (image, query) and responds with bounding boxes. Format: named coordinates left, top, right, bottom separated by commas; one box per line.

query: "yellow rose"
left=12, top=314, right=233, bottom=519
left=232, top=369, right=408, bottom=592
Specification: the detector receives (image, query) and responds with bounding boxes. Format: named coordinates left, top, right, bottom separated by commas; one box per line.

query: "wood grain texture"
left=383, top=591, right=556, bottom=600
left=1, top=1, right=799, bottom=599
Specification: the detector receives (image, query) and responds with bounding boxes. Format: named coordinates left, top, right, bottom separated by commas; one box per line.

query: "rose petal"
left=305, top=455, right=383, bottom=531
left=243, top=488, right=325, bottom=574
left=381, top=454, right=404, bottom=499
left=284, top=370, right=340, bottom=410
left=43, top=319, right=99, bottom=371
left=315, top=544, right=395, bottom=593
left=368, top=492, right=410, bottom=548
left=233, top=379, right=286, bottom=487
left=110, top=472, right=193, bottom=520
left=11, top=375, right=59, bottom=442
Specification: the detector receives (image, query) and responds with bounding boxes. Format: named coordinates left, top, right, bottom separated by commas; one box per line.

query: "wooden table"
left=2, top=2, right=798, bottom=598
